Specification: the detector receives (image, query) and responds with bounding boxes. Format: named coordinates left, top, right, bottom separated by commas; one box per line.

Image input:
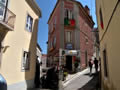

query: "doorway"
left=66, top=56, right=72, bottom=71
left=34, top=57, right=40, bottom=88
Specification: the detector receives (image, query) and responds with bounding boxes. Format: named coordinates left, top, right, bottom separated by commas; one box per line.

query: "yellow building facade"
left=0, top=0, right=41, bottom=90
left=96, top=0, right=120, bottom=90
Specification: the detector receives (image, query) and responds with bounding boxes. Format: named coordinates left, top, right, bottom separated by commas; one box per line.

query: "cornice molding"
left=25, top=0, right=42, bottom=18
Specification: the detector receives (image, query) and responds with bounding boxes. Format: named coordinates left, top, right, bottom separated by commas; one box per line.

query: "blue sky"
left=36, top=0, right=97, bottom=54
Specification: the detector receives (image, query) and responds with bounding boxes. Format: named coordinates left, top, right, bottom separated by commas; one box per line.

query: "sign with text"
left=66, top=43, right=73, bottom=49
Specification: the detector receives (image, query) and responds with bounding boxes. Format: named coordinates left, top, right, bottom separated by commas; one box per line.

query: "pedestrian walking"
left=94, top=58, right=99, bottom=73
left=88, top=59, right=93, bottom=75
left=46, top=64, right=59, bottom=89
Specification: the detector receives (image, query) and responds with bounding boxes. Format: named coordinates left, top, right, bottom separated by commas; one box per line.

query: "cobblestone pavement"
left=38, top=68, right=100, bottom=90
left=63, top=68, right=101, bottom=90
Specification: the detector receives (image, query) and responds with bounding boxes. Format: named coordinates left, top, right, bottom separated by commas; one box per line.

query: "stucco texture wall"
left=0, top=0, right=39, bottom=87
left=96, top=0, right=120, bottom=90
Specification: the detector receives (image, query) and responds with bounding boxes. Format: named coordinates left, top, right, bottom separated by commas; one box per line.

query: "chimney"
left=84, top=5, right=90, bottom=15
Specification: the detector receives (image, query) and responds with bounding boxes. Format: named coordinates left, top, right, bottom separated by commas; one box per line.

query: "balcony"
left=0, top=3, right=16, bottom=31
left=64, top=18, right=75, bottom=29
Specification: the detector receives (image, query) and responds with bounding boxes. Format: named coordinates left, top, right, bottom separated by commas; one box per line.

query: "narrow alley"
left=63, top=68, right=100, bottom=90
left=0, top=0, right=120, bottom=90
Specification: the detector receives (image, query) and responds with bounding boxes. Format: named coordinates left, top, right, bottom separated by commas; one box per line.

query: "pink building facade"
left=47, top=0, right=94, bottom=70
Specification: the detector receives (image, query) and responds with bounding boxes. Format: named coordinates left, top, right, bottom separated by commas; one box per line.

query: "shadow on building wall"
left=0, top=30, right=8, bottom=68
left=24, top=19, right=39, bottom=89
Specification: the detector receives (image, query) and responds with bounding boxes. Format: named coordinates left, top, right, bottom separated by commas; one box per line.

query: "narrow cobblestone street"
left=63, top=68, right=100, bottom=90
left=0, top=0, right=120, bottom=90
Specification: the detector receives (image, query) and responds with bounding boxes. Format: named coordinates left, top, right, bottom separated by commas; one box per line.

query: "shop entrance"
left=66, top=56, right=72, bottom=71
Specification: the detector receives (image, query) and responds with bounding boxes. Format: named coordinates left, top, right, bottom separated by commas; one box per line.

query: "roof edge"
left=37, top=43, right=42, bottom=51
left=47, top=0, right=60, bottom=24
left=25, top=0, right=42, bottom=18
left=74, top=1, right=94, bottom=26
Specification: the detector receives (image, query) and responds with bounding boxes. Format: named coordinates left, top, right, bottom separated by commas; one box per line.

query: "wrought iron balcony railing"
left=0, top=2, right=16, bottom=30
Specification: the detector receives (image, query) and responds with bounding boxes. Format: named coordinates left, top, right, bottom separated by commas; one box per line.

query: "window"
left=66, top=31, right=72, bottom=43
left=85, top=37, right=88, bottom=44
left=64, top=9, right=75, bottom=26
left=22, top=51, right=30, bottom=71
left=26, top=14, right=33, bottom=32
left=50, top=41, right=52, bottom=48
left=69, top=10, right=73, bottom=19
left=54, top=16, right=56, bottom=25
left=65, top=9, right=68, bottom=18
left=49, top=23, right=53, bottom=34
left=53, top=16, right=56, bottom=29
left=0, top=0, right=7, bottom=19
left=64, top=9, right=73, bottom=19
left=50, top=16, right=57, bottom=34
left=103, top=49, right=108, bottom=77
left=53, top=37, right=56, bottom=48
left=49, top=40, right=53, bottom=51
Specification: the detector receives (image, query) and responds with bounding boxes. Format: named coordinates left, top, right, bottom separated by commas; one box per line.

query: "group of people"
left=40, top=64, right=59, bottom=90
left=88, top=58, right=99, bottom=75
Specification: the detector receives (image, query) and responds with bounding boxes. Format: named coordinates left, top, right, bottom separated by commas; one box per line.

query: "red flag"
left=70, top=19, right=75, bottom=26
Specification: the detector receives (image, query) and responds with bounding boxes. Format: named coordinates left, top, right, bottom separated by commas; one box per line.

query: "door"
left=34, top=59, right=40, bottom=88
left=66, top=56, right=72, bottom=71
left=0, top=0, right=7, bottom=20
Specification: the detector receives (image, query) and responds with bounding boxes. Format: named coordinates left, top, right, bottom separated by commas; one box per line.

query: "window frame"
left=0, top=0, right=7, bottom=20
left=21, top=50, right=30, bottom=71
left=65, top=31, right=72, bottom=43
left=25, top=13, right=33, bottom=32
left=53, top=36, right=56, bottom=48
left=103, top=49, right=108, bottom=78
left=85, top=36, right=89, bottom=44
left=64, top=9, right=73, bottom=19
left=53, top=16, right=56, bottom=30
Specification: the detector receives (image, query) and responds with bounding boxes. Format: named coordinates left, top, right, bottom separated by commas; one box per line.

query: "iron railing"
left=0, top=2, right=16, bottom=29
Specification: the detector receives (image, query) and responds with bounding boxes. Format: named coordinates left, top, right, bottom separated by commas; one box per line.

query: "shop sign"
left=66, top=50, right=77, bottom=55
left=66, top=43, right=73, bottom=49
